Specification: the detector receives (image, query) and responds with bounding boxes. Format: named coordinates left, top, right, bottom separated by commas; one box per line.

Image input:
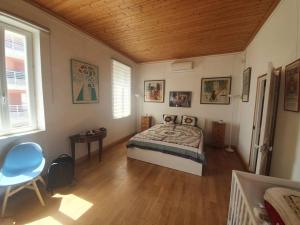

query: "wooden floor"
left=1, top=142, right=244, bottom=225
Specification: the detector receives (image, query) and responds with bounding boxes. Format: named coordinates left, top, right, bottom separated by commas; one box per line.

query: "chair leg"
left=38, top=176, right=46, bottom=187
left=2, top=186, right=11, bottom=217
left=32, top=180, right=45, bottom=206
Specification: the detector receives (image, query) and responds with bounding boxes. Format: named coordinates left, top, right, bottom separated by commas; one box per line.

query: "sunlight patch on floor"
left=53, top=194, right=93, bottom=220
left=25, top=216, right=62, bottom=225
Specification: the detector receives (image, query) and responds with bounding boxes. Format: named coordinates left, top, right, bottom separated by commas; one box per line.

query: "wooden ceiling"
left=26, top=0, right=280, bottom=62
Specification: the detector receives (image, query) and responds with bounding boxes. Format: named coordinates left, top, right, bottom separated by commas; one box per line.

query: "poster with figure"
left=200, top=77, right=231, bottom=104
left=169, top=91, right=192, bottom=107
left=242, top=67, right=251, bottom=102
left=284, top=59, right=300, bottom=112
left=144, top=80, right=165, bottom=103
left=71, top=59, right=99, bottom=104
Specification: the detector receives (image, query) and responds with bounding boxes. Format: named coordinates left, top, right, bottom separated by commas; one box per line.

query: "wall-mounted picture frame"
left=242, top=67, right=251, bottom=102
left=284, top=59, right=300, bottom=112
left=200, top=77, right=231, bottom=104
left=169, top=91, right=192, bottom=107
left=71, top=59, right=99, bottom=104
left=144, top=80, right=165, bottom=103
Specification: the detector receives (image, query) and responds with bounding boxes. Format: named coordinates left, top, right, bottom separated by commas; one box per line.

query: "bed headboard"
left=153, top=114, right=206, bottom=132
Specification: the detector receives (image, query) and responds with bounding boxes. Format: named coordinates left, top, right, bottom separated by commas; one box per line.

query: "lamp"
left=135, top=94, right=141, bottom=132
left=226, top=94, right=241, bottom=153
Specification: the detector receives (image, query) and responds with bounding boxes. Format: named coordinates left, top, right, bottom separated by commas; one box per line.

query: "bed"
left=127, top=123, right=205, bottom=176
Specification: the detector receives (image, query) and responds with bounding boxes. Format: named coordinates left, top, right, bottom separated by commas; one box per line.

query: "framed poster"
left=169, top=91, right=192, bottom=107
left=200, top=77, right=231, bottom=104
left=284, top=59, right=300, bottom=112
left=242, top=67, right=251, bottom=102
left=144, top=80, right=165, bottom=103
left=71, top=59, right=99, bottom=104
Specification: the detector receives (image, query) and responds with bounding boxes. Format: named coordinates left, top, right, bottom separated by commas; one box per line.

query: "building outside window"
left=0, top=16, right=45, bottom=136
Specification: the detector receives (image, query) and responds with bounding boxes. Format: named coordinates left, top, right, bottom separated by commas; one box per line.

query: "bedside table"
left=141, top=116, right=152, bottom=131
left=212, top=121, right=226, bottom=148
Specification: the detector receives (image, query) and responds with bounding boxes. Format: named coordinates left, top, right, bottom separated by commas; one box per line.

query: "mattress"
left=127, top=124, right=205, bottom=163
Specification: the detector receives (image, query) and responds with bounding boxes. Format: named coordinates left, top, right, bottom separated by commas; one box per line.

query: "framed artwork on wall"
left=284, top=59, right=300, bottom=112
left=242, top=67, right=251, bottom=102
left=144, top=80, right=165, bottom=103
left=169, top=91, right=192, bottom=107
left=71, top=59, right=99, bottom=104
left=200, top=77, right=231, bottom=104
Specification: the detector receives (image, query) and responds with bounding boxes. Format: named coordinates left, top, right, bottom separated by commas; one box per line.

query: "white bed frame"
left=127, top=118, right=205, bottom=176
left=127, top=147, right=203, bottom=176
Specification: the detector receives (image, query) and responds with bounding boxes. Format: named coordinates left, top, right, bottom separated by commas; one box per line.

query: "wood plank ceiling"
left=27, top=0, right=280, bottom=62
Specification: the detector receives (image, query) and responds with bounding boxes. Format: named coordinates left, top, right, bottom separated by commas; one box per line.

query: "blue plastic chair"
left=0, top=142, right=46, bottom=216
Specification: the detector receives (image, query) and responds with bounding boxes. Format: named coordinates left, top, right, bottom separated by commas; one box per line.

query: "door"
left=249, top=74, right=267, bottom=173
left=249, top=66, right=281, bottom=175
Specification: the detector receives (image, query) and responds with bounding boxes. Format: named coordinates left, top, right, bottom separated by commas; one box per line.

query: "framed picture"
left=144, top=80, right=165, bottom=103
left=71, top=59, right=99, bottom=104
left=284, top=59, right=300, bottom=112
left=169, top=91, right=192, bottom=107
left=200, top=77, right=231, bottom=104
left=242, top=67, right=251, bottom=102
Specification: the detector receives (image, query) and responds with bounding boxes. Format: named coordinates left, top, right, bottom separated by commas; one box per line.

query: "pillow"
left=181, top=115, right=197, bottom=126
left=163, top=114, right=177, bottom=124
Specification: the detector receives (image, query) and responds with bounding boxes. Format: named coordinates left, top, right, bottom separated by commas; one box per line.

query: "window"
left=0, top=20, right=42, bottom=136
left=112, top=60, right=131, bottom=119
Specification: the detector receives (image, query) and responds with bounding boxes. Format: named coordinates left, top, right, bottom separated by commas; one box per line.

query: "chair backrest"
left=2, top=142, right=44, bottom=175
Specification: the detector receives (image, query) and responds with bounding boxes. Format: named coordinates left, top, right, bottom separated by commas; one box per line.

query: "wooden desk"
left=69, top=129, right=107, bottom=162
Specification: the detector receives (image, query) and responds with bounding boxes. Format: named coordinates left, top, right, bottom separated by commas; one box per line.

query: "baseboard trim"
left=223, top=145, right=249, bottom=172
left=75, top=133, right=135, bottom=164
left=204, top=144, right=249, bottom=172
left=104, top=133, right=135, bottom=151
left=234, top=148, right=249, bottom=172
left=75, top=135, right=249, bottom=172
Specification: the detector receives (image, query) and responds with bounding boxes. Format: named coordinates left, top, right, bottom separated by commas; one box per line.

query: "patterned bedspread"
left=127, top=124, right=205, bottom=163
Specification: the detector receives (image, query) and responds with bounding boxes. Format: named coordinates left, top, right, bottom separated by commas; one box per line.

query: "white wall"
left=137, top=53, right=244, bottom=146
left=1, top=0, right=299, bottom=189
left=0, top=0, right=137, bottom=168
left=238, top=0, right=300, bottom=180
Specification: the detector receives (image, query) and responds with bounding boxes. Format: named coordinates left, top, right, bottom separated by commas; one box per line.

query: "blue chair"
left=0, top=142, right=46, bottom=216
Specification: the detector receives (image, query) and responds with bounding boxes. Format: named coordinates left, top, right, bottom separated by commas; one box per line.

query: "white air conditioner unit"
left=171, top=61, right=193, bottom=72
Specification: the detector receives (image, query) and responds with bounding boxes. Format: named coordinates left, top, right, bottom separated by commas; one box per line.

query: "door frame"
left=248, top=68, right=281, bottom=175
left=265, top=67, right=281, bottom=175
left=248, top=74, right=267, bottom=172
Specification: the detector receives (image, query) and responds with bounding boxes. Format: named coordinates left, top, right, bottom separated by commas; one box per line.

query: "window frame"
left=0, top=21, right=38, bottom=136
left=112, top=59, right=132, bottom=119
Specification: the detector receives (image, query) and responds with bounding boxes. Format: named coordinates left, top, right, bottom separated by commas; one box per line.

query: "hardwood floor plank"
left=1, top=142, right=244, bottom=225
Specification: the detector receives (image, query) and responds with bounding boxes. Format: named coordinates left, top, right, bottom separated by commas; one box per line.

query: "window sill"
left=0, top=129, right=46, bottom=140
left=113, top=114, right=131, bottom=120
